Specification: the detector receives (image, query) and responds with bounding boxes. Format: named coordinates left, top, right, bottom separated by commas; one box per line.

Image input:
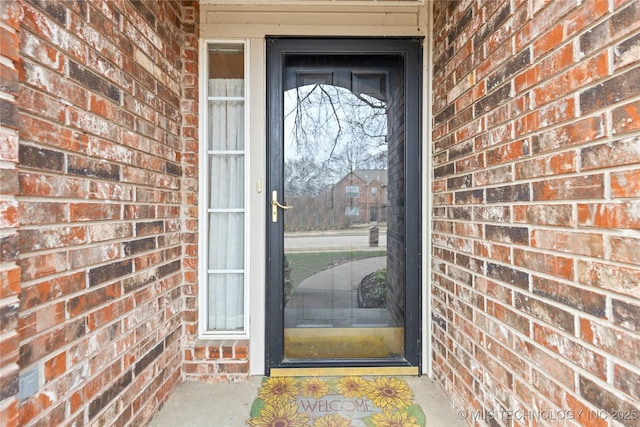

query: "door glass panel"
left=282, top=79, right=405, bottom=360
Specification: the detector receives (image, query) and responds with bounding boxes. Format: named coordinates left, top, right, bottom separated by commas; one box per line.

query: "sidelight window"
left=200, top=42, right=248, bottom=336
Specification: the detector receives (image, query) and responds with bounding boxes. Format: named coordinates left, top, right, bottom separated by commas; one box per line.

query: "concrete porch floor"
left=149, top=376, right=466, bottom=427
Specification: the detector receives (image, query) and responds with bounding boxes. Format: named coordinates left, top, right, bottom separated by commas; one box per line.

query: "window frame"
left=345, top=185, right=360, bottom=198
left=198, top=39, right=251, bottom=339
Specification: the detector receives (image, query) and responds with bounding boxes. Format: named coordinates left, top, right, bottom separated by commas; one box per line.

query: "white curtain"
left=208, top=79, right=245, bottom=330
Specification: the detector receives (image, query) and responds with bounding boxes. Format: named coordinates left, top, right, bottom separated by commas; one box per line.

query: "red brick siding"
left=178, top=7, right=250, bottom=383
left=0, top=1, right=22, bottom=425
left=11, top=1, right=197, bottom=425
left=183, top=340, right=250, bottom=382
left=432, top=0, right=640, bottom=424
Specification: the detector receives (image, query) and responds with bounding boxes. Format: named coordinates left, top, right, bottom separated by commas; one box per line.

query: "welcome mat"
left=246, top=376, right=426, bottom=427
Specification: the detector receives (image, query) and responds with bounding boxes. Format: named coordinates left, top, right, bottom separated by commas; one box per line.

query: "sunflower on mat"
left=247, top=376, right=426, bottom=427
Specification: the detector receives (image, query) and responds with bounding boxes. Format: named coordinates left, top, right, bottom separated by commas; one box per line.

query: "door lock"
left=271, top=191, right=292, bottom=223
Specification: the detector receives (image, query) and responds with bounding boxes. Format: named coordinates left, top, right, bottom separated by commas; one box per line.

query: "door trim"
left=270, top=366, right=419, bottom=377
left=265, top=37, right=423, bottom=374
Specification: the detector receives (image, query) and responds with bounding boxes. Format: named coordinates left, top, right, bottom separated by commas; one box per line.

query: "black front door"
left=266, top=38, right=422, bottom=373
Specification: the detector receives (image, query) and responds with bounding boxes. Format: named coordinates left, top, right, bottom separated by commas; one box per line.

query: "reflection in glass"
left=282, top=83, right=404, bottom=360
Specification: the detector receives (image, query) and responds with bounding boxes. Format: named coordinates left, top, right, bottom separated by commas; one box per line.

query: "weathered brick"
left=532, top=275, right=605, bottom=318
left=579, top=375, right=640, bottom=421
left=86, top=297, right=134, bottom=331
left=136, top=220, right=164, bottom=237
left=486, top=183, right=530, bottom=203
left=44, top=351, right=66, bottom=382
left=474, top=2, right=511, bottom=49
left=486, top=262, right=529, bottom=289
left=531, top=229, right=603, bottom=258
left=614, top=364, right=640, bottom=401
left=488, top=300, right=530, bottom=335
left=0, top=25, right=19, bottom=63
left=533, top=174, right=604, bottom=201
left=434, top=162, right=455, bottom=178
left=27, top=0, right=67, bottom=25
left=487, top=48, right=531, bottom=91
left=565, top=0, right=610, bottom=38
left=157, top=260, right=180, bottom=278
left=454, top=189, right=484, bottom=204
left=0, top=233, right=18, bottom=263
left=0, top=397, right=19, bottom=427
left=19, top=251, right=68, bottom=281
left=579, top=259, right=640, bottom=299
left=534, top=51, right=609, bottom=108
left=88, top=223, right=133, bottom=243
left=435, top=104, right=455, bottom=127
left=578, top=201, right=640, bottom=229
left=20, top=318, right=86, bottom=366
left=0, top=168, right=17, bottom=197
left=20, top=173, right=86, bottom=199
left=473, top=83, right=511, bottom=117
left=515, top=151, right=576, bottom=179
left=20, top=272, right=85, bottom=311
left=533, top=116, right=605, bottom=154
left=70, top=203, right=120, bottom=222
left=609, top=235, right=640, bottom=264
left=67, top=155, right=121, bottom=181
left=0, top=99, right=18, bottom=129
left=582, top=136, right=640, bottom=170
left=580, top=65, right=640, bottom=114
left=473, top=205, right=510, bottom=222
left=448, top=206, right=472, bottom=220
left=486, top=139, right=529, bottom=167
left=88, top=260, right=132, bottom=287
left=0, top=131, right=18, bottom=163
left=517, top=294, right=575, bottom=333
left=485, top=225, right=529, bottom=245
left=19, top=114, right=88, bottom=153
left=613, top=99, right=640, bottom=135
left=533, top=323, right=605, bottom=378
left=0, top=303, right=18, bottom=337
left=19, top=227, right=86, bottom=252
left=513, top=204, right=574, bottom=226
left=612, top=299, right=640, bottom=333
left=474, top=165, right=512, bottom=187
left=88, top=371, right=133, bottom=420
left=0, top=63, right=18, bottom=96
left=69, top=243, right=121, bottom=270
left=69, top=61, right=120, bottom=103
left=0, top=365, right=18, bottom=400
left=514, top=248, right=574, bottom=280
left=124, top=238, right=156, bottom=256
left=134, top=342, right=164, bottom=376
left=614, top=32, right=640, bottom=70
left=532, top=23, right=563, bottom=59
left=447, top=174, right=472, bottom=190
left=432, top=0, right=640, bottom=423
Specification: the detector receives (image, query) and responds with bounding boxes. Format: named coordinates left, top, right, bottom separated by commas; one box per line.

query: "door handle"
left=271, top=190, right=292, bottom=223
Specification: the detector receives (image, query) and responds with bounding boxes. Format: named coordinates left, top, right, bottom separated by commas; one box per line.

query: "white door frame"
left=199, top=2, right=433, bottom=377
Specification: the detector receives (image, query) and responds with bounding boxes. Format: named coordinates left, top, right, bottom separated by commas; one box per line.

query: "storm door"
left=266, top=38, right=421, bottom=374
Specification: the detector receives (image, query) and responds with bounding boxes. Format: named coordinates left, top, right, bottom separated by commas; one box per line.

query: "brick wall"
left=387, top=68, right=406, bottom=328
left=0, top=1, right=22, bottom=425
left=432, top=0, right=640, bottom=425
left=8, top=1, right=198, bottom=425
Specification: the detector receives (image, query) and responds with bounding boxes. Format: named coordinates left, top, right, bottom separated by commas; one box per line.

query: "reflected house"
left=333, top=169, right=388, bottom=223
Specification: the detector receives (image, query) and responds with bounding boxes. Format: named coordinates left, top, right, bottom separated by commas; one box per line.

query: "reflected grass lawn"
left=285, top=250, right=385, bottom=288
